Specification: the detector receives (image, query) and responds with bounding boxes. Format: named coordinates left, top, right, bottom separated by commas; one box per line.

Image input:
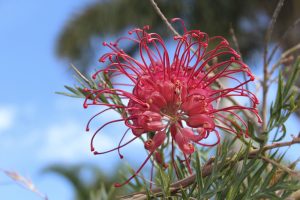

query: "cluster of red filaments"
left=83, top=19, right=261, bottom=187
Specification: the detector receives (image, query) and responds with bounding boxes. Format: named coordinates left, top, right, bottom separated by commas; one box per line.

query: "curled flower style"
left=83, top=19, right=262, bottom=187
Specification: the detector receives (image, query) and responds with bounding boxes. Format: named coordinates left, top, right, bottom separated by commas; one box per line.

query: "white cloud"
left=38, top=120, right=116, bottom=162
left=0, top=106, right=16, bottom=132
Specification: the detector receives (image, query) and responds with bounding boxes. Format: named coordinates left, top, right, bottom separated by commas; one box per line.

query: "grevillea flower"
left=83, top=19, right=261, bottom=187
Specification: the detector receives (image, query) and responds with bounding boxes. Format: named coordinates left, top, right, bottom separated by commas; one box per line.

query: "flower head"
left=83, top=19, right=261, bottom=187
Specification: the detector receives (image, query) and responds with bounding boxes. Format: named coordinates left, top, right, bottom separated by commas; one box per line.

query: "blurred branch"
left=262, top=0, right=285, bottom=131
left=229, top=25, right=252, bottom=113
left=1, top=169, right=48, bottom=200
left=269, top=43, right=300, bottom=76
left=261, top=155, right=300, bottom=178
left=281, top=43, right=300, bottom=60
left=269, top=55, right=294, bottom=76
left=264, top=0, right=286, bottom=66
left=149, top=0, right=180, bottom=37
left=268, top=18, right=300, bottom=65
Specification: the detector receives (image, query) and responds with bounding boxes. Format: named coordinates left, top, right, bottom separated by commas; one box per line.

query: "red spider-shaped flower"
left=83, top=19, right=261, bottom=187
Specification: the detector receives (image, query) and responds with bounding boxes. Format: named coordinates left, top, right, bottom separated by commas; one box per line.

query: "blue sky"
left=0, top=1, right=300, bottom=200
left=0, top=0, right=96, bottom=199
left=0, top=1, right=147, bottom=199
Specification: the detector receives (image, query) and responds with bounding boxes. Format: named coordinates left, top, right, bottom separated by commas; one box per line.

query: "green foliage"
left=120, top=142, right=300, bottom=199
left=268, top=57, right=300, bottom=141
left=43, top=164, right=125, bottom=200
left=89, top=183, right=116, bottom=200
left=56, top=66, right=126, bottom=115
